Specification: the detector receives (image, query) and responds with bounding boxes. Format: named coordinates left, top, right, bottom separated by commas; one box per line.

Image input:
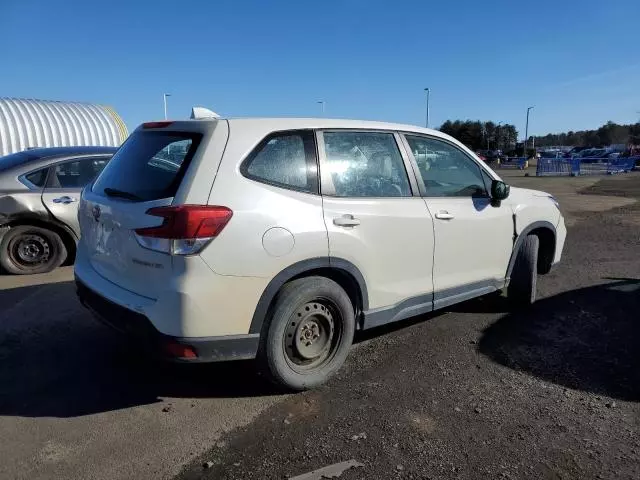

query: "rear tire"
left=258, top=276, right=355, bottom=391
left=508, top=234, right=539, bottom=307
left=0, top=225, right=67, bottom=275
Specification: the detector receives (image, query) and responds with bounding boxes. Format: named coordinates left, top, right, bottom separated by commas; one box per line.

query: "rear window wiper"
left=103, top=187, right=142, bottom=201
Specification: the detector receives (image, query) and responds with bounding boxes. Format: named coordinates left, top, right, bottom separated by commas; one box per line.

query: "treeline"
left=532, top=121, right=640, bottom=147
left=439, top=120, right=518, bottom=152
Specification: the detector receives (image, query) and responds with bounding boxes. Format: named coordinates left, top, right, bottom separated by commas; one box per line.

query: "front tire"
left=508, top=234, right=539, bottom=307
left=0, top=225, right=67, bottom=275
left=258, top=276, right=355, bottom=391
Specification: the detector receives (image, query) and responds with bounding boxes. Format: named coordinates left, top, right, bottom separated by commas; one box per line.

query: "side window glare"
left=405, top=135, right=487, bottom=197
left=242, top=131, right=318, bottom=193
left=322, top=131, right=411, bottom=197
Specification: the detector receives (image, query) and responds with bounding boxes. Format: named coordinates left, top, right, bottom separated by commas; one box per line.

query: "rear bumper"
left=76, top=278, right=259, bottom=362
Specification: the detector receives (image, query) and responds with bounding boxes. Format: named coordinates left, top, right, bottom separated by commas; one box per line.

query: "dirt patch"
left=505, top=171, right=639, bottom=225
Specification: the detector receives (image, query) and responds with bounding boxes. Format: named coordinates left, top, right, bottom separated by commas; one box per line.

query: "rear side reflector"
left=164, top=341, right=197, bottom=359
left=142, top=121, right=174, bottom=129
left=134, top=205, right=233, bottom=255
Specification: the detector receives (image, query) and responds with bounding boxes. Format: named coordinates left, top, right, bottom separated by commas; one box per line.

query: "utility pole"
left=525, top=106, right=534, bottom=158
left=424, top=88, right=430, bottom=128
left=163, top=93, right=171, bottom=119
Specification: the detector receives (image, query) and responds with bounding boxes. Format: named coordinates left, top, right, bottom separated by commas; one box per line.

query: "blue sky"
left=2, top=0, right=639, bottom=138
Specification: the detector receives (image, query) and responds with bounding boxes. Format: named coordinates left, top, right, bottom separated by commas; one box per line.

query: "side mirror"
left=490, top=180, right=510, bottom=201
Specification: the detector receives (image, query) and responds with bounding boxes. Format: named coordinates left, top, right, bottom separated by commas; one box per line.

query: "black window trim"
left=316, top=128, right=417, bottom=199
left=239, top=129, right=320, bottom=195
left=400, top=132, right=496, bottom=198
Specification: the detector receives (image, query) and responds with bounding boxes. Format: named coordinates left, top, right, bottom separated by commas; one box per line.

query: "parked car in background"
left=581, top=148, right=607, bottom=158
left=75, top=116, right=566, bottom=390
left=539, top=151, right=563, bottom=159
left=564, top=146, right=590, bottom=158
left=0, top=146, right=116, bottom=274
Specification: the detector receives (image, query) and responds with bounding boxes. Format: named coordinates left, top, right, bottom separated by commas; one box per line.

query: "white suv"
left=74, top=115, right=566, bottom=390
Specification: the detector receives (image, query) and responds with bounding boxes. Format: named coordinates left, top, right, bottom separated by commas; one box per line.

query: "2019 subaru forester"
left=75, top=114, right=566, bottom=390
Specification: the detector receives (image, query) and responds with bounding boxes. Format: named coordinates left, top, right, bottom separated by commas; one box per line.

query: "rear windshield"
left=93, top=130, right=202, bottom=201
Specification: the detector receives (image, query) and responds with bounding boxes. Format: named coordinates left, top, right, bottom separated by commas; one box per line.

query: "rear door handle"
left=53, top=196, right=77, bottom=204
left=333, top=214, right=361, bottom=227
left=435, top=211, right=454, bottom=220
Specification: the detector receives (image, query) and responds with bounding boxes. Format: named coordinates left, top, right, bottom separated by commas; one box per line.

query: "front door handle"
left=53, top=196, right=77, bottom=204
left=333, top=214, right=361, bottom=227
left=435, top=211, right=454, bottom=220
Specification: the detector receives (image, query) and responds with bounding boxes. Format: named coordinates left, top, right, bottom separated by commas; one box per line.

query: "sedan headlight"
left=549, top=196, right=560, bottom=210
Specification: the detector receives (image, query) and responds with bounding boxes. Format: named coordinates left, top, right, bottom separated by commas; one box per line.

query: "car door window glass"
left=322, top=131, right=411, bottom=197
left=24, top=168, right=48, bottom=188
left=405, top=135, right=487, bottom=197
left=50, top=158, right=109, bottom=189
left=242, top=131, right=317, bottom=193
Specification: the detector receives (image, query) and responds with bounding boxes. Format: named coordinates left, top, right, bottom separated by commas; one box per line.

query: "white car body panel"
left=508, top=187, right=561, bottom=233
left=322, top=196, right=434, bottom=309
left=425, top=196, right=513, bottom=294
left=201, top=124, right=328, bottom=277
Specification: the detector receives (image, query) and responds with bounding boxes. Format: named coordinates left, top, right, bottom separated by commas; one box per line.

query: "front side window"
left=49, top=157, right=110, bottom=189
left=322, top=131, right=411, bottom=197
left=242, top=131, right=317, bottom=193
left=405, top=135, right=487, bottom=197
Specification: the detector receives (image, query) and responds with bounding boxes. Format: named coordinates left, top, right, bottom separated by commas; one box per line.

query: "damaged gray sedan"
left=0, top=146, right=116, bottom=274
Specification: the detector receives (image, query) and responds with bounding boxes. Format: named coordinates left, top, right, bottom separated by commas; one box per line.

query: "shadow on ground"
left=0, top=282, right=278, bottom=418
left=477, top=278, right=640, bottom=401
left=3, top=277, right=638, bottom=418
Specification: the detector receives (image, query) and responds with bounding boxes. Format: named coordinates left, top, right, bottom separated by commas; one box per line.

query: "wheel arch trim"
left=505, top=220, right=556, bottom=280
left=248, top=257, right=368, bottom=334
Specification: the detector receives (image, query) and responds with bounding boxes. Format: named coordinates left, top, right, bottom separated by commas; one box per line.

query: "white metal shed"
left=0, top=97, right=128, bottom=156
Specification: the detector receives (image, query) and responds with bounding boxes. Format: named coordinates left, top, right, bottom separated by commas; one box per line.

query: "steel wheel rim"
left=283, top=299, right=343, bottom=373
left=10, top=234, right=51, bottom=267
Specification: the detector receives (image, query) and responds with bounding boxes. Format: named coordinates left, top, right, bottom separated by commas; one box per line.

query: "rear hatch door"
left=80, top=122, right=222, bottom=298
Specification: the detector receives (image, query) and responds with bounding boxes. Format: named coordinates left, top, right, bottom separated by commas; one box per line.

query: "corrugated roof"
left=0, top=97, right=128, bottom=156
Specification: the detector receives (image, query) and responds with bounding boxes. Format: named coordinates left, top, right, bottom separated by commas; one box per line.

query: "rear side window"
left=48, top=157, right=110, bottom=189
left=241, top=131, right=318, bottom=194
left=93, top=131, right=202, bottom=201
left=24, top=168, right=48, bottom=187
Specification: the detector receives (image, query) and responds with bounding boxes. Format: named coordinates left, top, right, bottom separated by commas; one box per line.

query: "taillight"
left=142, top=121, right=174, bottom=129
left=134, top=205, right=232, bottom=255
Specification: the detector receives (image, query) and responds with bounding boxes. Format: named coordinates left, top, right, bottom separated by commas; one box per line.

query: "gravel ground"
left=178, top=173, right=640, bottom=480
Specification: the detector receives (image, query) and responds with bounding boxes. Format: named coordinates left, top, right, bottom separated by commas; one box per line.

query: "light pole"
left=317, top=101, right=326, bottom=115
left=163, top=93, right=171, bottom=120
left=424, top=88, right=430, bottom=128
left=524, top=106, right=534, bottom=158
left=497, top=121, right=503, bottom=151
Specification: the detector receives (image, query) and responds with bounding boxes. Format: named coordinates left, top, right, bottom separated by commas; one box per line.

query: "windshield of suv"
left=92, top=131, right=202, bottom=202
